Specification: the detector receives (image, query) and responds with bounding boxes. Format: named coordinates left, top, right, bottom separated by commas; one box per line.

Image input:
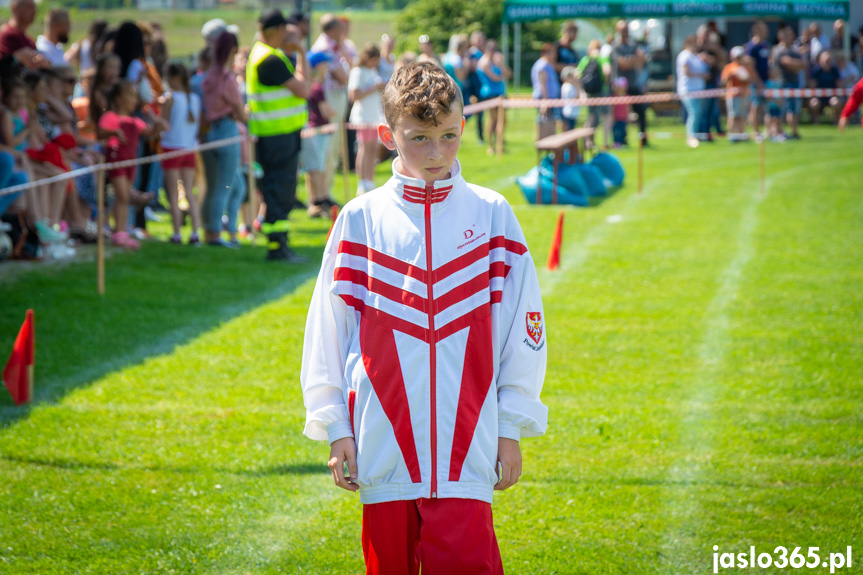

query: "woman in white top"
left=66, top=19, right=107, bottom=75
left=160, top=62, right=203, bottom=244
left=676, top=35, right=711, bottom=148
left=348, top=43, right=385, bottom=195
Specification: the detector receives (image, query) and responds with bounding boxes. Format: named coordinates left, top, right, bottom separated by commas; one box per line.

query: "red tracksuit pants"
left=362, top=498, right=504, bottom=575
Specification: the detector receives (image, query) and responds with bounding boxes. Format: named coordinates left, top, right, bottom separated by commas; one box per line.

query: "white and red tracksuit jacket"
left=840, top=76, right=863, bottom=128
left=301, top=159, right=548, bottom=505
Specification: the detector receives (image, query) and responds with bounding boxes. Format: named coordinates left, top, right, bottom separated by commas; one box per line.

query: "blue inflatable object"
left=572, top=163, right=607, bottom=197
left=591, top=152, right=625, bottom=187
left=538, top=160, right=588, bottom=197
left=517, top=167, right=589, bottom=207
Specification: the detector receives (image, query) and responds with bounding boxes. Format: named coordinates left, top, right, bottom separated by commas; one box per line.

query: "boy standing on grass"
left=300, top=61, right=548, bottom=574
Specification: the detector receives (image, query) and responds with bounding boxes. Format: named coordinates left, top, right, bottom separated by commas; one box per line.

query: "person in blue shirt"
left=477, top=39, right=509, bottom=154
left=532, top=43, right=560, bottom=139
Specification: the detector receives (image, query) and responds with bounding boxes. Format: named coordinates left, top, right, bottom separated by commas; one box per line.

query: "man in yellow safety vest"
left=247, top=8, right=309, bottom=263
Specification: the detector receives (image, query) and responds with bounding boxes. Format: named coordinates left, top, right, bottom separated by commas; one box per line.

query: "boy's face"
left=379, top=106, right=464, bottom=185
left=378, top=104, right=464, bottom=185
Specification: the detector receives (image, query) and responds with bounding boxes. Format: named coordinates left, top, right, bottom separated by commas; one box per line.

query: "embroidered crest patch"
left=526, top=312, right=543, bottom=345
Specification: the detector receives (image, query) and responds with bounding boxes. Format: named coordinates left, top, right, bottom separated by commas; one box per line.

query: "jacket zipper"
left=424, top=184, right=438, bottom=498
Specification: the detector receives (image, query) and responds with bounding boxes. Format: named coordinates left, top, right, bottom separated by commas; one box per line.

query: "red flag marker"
left=546, top=210, right=564, bottom=271
left=2, top=309, right=34, bottom=405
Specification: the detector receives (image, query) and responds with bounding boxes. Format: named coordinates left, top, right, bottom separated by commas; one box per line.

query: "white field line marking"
left=659, top=157, right=857, bottom=563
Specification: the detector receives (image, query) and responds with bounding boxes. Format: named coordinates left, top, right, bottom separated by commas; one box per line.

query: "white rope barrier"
left=0, top=134, right=247, bottom=198
left=1, top=86, right=853, bottom=199
left=762, top=88, right=853, bottom=98
left=465, top=87, right=852, bottom=113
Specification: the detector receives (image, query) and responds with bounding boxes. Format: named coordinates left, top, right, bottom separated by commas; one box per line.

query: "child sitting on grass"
left=98, top=80, right=168, bottom=249
left=301, top=61, right=548, bottom=574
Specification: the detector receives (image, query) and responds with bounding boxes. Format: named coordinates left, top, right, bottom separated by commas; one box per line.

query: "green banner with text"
left=502, top=0, right=849, bottom=22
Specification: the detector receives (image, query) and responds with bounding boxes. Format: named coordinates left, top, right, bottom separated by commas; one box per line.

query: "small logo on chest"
left=456, top=229, right=485, bottom=250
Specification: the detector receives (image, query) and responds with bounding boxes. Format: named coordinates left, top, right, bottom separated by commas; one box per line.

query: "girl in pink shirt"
left=97, top=80, right=168, bottom=249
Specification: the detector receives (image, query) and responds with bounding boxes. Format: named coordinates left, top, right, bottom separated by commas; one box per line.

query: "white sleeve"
left=496, top=212, right=549, bottom=442
left=300, top=224, right=356, bottom=444
left=347, top=67, right=362, bottom=92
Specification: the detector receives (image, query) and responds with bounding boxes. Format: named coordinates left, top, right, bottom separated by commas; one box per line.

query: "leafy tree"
left=394, top=0, right=557, bottom=63
left=394, top=0, right=501, bottom=55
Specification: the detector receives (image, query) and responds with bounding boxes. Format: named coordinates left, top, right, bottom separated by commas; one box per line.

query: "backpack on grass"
left=0, top=212, right=43, bottom=261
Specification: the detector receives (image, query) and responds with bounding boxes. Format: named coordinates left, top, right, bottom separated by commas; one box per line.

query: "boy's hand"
left=328, top=437, right=359, bottom=492
left=494, top=438, right=522, bottom=491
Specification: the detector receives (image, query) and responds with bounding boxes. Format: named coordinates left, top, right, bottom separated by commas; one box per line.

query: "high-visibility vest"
left=247, top=41, right=307, bottom=137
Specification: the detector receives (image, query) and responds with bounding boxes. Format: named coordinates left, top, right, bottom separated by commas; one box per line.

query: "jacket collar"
left=390, top=158, right=461, bottom=205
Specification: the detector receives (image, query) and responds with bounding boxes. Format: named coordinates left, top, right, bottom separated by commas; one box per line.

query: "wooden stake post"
left=96, top=168, right=105, bottom=295
left=637, top=132, right=644, bottom=194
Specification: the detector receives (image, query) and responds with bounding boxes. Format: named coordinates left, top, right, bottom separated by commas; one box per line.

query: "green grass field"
left=1, top=113, right=862, bottom=574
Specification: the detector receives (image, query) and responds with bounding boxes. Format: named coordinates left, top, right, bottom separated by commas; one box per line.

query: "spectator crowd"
left=0, top=2, right=400, bottom=261
left=528, top=18, right=861, bottom=150
left=0, top=3, right=861, bottom=262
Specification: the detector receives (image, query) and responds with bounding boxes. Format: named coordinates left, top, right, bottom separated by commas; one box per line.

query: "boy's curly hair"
left=382, top=61, right=463, bottom=127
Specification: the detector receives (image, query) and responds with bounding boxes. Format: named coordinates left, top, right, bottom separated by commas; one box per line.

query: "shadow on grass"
left=0, top=241, right=322, bottom=429
left=586, top=185, right=623, bottom=208
left=0, top=452, right=328, bottom=476
left=540, top=474, right=756, bottom=489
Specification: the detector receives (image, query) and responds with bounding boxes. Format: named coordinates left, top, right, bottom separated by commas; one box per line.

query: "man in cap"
left=247, top=8, right=310, bottom=263
left=201, top=18, right=226, bottom=45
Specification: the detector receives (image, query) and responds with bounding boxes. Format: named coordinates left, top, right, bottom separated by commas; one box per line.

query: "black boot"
left=266, top=231, right=309, bottom=263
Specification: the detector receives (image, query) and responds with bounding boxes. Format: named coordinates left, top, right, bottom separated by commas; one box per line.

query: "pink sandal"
left=111, top=231, right=140, bottom=250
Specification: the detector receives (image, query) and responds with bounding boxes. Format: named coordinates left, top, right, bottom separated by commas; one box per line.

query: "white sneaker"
left=363, top=179, right=376, bottom=192
left=144, top=206, right=162, bottom=222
